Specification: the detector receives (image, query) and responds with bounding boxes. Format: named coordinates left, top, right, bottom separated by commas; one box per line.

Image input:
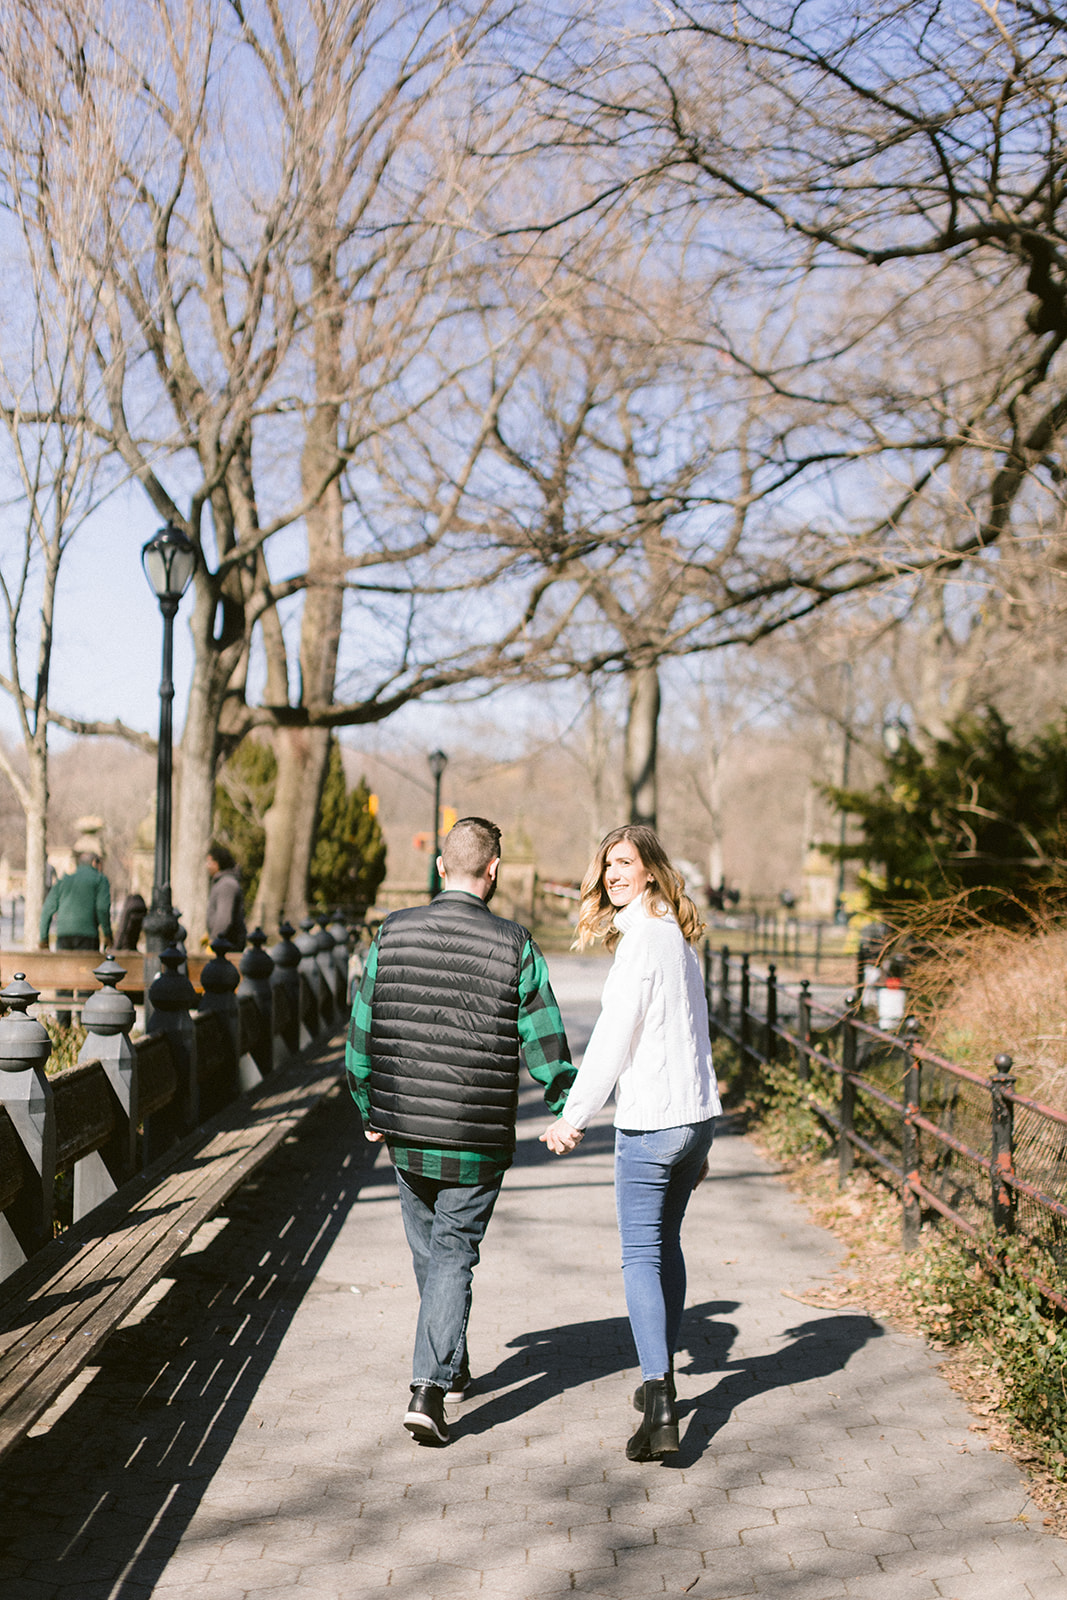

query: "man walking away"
left=40, top=849, right=113, bottom=1028
left=40, top=850, right=113, bottom=952
left=346, top=816, right=574, bottom=1446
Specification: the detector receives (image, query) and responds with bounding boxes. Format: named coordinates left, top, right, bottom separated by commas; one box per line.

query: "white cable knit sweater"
left=561, top=895, right=721, bottom=1132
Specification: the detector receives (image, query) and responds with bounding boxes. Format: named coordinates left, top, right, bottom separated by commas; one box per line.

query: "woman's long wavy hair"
left=572, top=825, right=706, bottom=952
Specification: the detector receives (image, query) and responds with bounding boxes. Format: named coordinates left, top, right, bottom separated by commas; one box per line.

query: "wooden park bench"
left=0, top=922, right=356, bottom=1464
left=0, top=949, right=209, bottom=1007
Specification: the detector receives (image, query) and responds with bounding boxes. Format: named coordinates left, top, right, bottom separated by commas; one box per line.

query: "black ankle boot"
left=633, top=1365, right=675, bottom=1414
left=625, top=1377, right=679, bottom=1462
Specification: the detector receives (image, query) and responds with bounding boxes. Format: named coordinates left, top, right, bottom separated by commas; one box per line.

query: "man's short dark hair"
left=440, top=817, right=501, bottom=878
left=207, top=841, right=236, bottom=871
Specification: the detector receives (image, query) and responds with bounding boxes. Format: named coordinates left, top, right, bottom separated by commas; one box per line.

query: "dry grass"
left=907, top=921, right=1067, bottom=1107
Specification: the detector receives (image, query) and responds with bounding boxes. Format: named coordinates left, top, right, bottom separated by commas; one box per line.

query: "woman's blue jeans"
left=395, top=1169, right=501, bottom=1389
left=615, top=1120, right=716, bottom=1380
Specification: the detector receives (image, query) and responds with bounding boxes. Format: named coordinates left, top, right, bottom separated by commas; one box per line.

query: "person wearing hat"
left=39, top=845, right=114, bottom=1027
left=40, top=847, right=113, bottom=952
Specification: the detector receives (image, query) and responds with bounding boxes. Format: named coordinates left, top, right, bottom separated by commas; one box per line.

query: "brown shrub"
left=912, top=921, right=1067, bottom=1108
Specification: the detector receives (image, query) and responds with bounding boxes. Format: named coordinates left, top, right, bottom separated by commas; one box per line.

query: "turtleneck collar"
left=613, top=892, right=673, bottom=934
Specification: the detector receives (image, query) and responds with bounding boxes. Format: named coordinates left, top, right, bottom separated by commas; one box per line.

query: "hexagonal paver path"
left=0, top=954, right=1064, bottom=1599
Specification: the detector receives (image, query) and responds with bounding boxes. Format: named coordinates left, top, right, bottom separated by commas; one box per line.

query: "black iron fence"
left=704, top=911, right=856, bottom=978
left=707, top=945, right=1067, bottom=1311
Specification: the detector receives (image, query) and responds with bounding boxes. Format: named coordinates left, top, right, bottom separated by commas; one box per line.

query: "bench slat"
left=0, top=1053, right=343, bottom=1462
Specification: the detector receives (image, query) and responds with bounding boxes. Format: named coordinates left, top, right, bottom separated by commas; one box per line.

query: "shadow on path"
left=456, top=1299, right=882, bottom=1465
left=0, top=1082, right=374, bottom=1600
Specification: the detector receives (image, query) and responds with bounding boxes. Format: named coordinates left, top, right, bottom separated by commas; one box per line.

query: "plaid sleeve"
left=345, top=935, right=379, bottom=1122
left=517, top=938, right=575, bottom=1115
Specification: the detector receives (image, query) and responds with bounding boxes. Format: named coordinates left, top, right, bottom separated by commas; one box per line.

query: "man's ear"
left=436, top=856, right=445, bottom=880
left=487, top=857, right=500, bottom=882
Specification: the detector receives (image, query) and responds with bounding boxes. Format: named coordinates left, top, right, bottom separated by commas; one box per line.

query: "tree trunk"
left=705, top=746, right=725, bottom=895
left=172, top=675, right=222, bottom=948
left=627, top=659, right=659, bottom=825
left=23, top=749, right=48, bottom=949
left=254, top=236, right=345, bottom=930
left=624, top=662, right=661, bottom=828
left=254, top=724, right=330, bottom=933
left=172, top=570, right=245, bottom=947
left=286, top=726, right=331, bottom=920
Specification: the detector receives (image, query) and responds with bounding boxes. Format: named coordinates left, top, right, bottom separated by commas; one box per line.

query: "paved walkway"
left=1, top=955, right=1065, bottom=1599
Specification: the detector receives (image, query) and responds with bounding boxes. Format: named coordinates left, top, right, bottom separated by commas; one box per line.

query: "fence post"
left=719, top=945, right=730, bottom=1027
left=703, top=938, right=712, bottom=1013
left=989, top=1052, right=1017, bottom=1236
left=145, top=945, right=198, bottom=1159
left=270, top=921, right=303, bottom=1060
left=838, top=992, right=858, bottom=1189
left=74, top=957, right=138, bottom=1218
left=238, top=929, right=275, bottom=1083
left=0, top=975, right=55, bottom=1277
left=797, top=979, right=812, bottom=1083
left=296, top=920, right=324, bottom=1044
left=901, top=1016, right=922, bottom=1250
left=739, top=953, right=751, bottom=1069
left=312, top=917, right=339, bottom=1029
left=327, top=911, right=352, bottom=1000
left=197, top=940, right=242, bottom=1106
left=764, top=963, right=777, bottom=1064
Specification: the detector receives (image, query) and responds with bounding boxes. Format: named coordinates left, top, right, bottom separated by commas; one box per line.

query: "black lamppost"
left=141, top=523, right=197, bottom=957
left=835, top=661, right=854, bottom=923
left=427, top=748, right=448, bottom=897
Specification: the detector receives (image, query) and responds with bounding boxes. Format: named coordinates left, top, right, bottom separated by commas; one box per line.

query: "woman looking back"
left=542, top=825, right=721, bottom=1462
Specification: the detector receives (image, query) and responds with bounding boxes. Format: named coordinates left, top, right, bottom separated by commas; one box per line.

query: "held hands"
left=540, top=1117, right=584, bottom=1155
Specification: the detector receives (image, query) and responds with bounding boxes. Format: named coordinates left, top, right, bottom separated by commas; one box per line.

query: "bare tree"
left=512, top=1, right=1067, bottom=696
left=0, top=9, right=141, bottom=938
left=6, top=0, right=574, bottom=939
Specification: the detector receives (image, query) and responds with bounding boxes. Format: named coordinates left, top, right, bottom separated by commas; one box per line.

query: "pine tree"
left=309, top=739, right=387, bottom=914
left=827, top=709, right=1067, bottom=917
left=213, top=738, right=278, bottom=906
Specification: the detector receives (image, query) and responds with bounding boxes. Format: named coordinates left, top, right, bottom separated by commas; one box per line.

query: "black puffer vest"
left=369, top=892, right=529, bottom=1153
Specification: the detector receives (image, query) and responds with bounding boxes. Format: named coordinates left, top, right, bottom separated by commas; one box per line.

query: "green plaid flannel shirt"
left=346, top=923, right=574, bottom=1183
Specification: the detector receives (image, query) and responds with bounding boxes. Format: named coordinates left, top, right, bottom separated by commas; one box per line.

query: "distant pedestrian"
left=40, top=850, right=113, bottom=952
left=205, top=842, right=246, bottom=950
left=346, top=816, right=574, bottom=1447
left=40, top=849, right=114, bottom=1028
left=542, top=824, right=721, bottom=1463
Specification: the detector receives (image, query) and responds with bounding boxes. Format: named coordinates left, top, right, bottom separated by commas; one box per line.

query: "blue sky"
left=0, top=487, right=196, bottom=746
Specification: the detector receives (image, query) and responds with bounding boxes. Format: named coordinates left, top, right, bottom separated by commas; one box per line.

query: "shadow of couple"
left=455, top=1298, right=883, bottom=1464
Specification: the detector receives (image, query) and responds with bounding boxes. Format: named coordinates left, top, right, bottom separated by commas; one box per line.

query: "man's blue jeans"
left=615, top=1120, right=716, bottom=1381
left=395, top=1169, right=502, bottom=1389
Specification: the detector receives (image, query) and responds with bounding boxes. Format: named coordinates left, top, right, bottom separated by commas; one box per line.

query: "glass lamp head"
left=142, top=523, right=197, bottom=602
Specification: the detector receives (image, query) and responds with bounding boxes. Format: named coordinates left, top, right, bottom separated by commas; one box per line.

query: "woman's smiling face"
left=603, top=840, right=652, bottom=908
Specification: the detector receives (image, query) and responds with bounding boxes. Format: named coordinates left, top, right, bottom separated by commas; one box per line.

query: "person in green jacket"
left=40, top=851, right=113, bottom=950
left=40, top=851, right=113, bottom=1026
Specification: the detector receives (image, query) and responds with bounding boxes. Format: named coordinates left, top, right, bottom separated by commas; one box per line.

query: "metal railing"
left=707, top=945, right=1067, bottom=1310
left=704, top=911, right=856, bottom=977
left=0, top=919, right=358, bottom=1283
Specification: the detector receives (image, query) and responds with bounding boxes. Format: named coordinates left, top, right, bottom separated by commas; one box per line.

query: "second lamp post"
left=427, top=749, right=448, bottom=898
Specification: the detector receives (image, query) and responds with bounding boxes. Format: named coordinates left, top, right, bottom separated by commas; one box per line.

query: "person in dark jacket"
left=346, top=816, right=574, bottom=1447
left=205, top=841, right=246, bottom=950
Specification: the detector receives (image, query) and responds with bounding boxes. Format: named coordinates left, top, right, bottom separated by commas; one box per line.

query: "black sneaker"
left=403, top=1384, right=449, bottom=1445
left=445, top=1360, right=471, bottom=1403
